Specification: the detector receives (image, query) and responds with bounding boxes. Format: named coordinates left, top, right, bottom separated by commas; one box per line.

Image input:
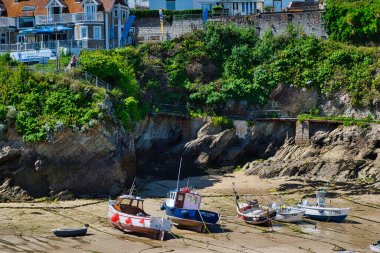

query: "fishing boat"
left=298, top=190, right=350, bottom=223
left=160, top=158, right=220, bottom=232
left=233, top=183, right=276, bottom=226
left=52, top=225, right=88, bottom=237
left=108, top=182, right=173, bottom=240
left=271, top=203, right=305, bottom=223
left=370, top=240, right=380, bottom=253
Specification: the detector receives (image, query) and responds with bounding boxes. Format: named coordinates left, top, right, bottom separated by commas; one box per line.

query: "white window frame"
left=79, top=26, right=88, bottom=40
left=93, top=26, right=102, bottom=39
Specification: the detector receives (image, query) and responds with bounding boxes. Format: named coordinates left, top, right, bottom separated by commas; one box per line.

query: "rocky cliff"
left=0, top=119, right=135, bottom=200
left=244, top=124, right=380, bottom=183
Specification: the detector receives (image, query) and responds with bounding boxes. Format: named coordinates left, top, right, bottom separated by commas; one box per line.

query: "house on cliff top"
left=0, top=0, right=131, bottom=55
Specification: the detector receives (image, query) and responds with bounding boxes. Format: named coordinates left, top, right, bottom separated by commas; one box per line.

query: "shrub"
left=0, top=104, right=7, bottom=122
left=211, top=116, right=233, bottom=129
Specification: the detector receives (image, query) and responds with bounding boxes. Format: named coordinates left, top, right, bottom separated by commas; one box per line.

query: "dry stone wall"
left=134, top=10, right=327, bottom=42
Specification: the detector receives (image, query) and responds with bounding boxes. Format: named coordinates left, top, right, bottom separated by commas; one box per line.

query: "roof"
left=2, top=0, right=127, bottom=18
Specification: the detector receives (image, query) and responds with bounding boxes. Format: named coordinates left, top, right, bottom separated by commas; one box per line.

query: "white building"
left=219, top=0, right=264, bottom=15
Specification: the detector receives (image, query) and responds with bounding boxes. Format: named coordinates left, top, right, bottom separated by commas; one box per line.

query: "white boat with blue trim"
left=271, top=203, right=305, bottom=223
left=370, top=240, right=380, bottom=253
left=298, top=190, right=350, bottom=223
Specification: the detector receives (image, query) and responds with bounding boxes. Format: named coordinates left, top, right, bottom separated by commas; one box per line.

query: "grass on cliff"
left=298, top=114, right=380, bottom=128
left=0, top=54, right=106, bottom=142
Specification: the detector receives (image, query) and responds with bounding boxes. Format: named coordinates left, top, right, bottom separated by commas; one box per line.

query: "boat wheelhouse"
left=162, top=187, right=220, bottom=232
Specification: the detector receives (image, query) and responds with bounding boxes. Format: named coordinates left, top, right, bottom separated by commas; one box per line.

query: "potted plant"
left=212, top=5, right=223, bottom=15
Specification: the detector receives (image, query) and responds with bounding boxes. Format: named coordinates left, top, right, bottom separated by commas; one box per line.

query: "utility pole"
left=55, top=23, right=59, bottom=72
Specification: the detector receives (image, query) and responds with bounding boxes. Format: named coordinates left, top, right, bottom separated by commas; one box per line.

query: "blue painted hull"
left=305, top=214, right=347, bottom=223
left=164, top=206, right=219, bottom=225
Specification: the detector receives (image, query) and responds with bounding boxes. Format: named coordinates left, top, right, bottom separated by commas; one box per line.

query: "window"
left=17, top=35, right=25, bottom=43
left=114, top=9, right=117, bottom=17
left=84, top=3, right=96, bottom=20
left=242, top=2, right=245, bottom=12
left=0, top=33, right=6, bottom=44
left=80, top=26, right=88, bottom=39
left=18, top=17, right=34, bottom=28
left=233, top=3, right=238, bottom=10
left=93, top=26, right=102, bottom=39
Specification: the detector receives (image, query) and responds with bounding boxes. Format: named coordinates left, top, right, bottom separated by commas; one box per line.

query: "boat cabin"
left=113, top=195, right=148, bottom=216
left=167, top=188, right=201, bottom=210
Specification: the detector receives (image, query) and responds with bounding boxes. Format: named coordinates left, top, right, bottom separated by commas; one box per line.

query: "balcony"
left=35, top=12, right=104, bottom=25
left=0, top=17, right=16, bottom=27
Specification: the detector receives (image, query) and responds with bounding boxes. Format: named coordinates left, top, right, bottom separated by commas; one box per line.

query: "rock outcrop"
left=0, top=121, right=135, bottom=198
left=134, top=116, right=294, bottom=178
left=244, top=125, right=380, bottom=182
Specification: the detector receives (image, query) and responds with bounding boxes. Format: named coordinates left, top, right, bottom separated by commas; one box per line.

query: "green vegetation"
left=297, top=114, right=380, bottom=128
left=325, top=0, right=379, bottom=44
left=130, top=9, right=205, bottom=24
left=0, top=54, right=105, bottom=142
left=3, top=21, right=380, bottom=142
left=211, top=116, right=233, bottom=129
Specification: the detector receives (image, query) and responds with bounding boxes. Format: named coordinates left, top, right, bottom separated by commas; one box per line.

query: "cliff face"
left=0, top=121, right=135, bottom=199
left=134, top=115, right=294, bottom=178
left=244, top=125, right=380, bottom=182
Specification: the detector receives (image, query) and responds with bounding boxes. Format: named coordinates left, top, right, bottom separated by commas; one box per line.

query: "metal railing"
left=35, top=12, right=104, bottom=25
left=150, top=103, right=288, bottom=120
left=80, top=71, right=113, bottom=91
left=0, top=40, right=84, bottom=52
left=0, top=17, right=16, bottom=27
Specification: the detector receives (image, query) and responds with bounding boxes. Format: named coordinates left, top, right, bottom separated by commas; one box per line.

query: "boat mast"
left=232, top=182, right=240, bottom=209
left=176, top=157, right=183, bottom=191
left=129, top=177, right=136, bottom=196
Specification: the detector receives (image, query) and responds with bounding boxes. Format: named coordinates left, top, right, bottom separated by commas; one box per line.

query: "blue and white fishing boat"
left=160, top=158, right=220, bottom=232
left=298, top=190, right=350, bottom=223
left=370, top=240, right=380, bottom=253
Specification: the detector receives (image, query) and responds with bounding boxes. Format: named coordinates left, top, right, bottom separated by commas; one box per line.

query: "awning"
left=19, top=26, right=72, bottom=35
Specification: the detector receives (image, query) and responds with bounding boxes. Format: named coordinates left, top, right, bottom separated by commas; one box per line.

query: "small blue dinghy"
left=52, top=225, right=88, bottom=237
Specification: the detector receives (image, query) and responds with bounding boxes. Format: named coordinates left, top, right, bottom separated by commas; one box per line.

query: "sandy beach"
left=0, top=171, right=379, bottom=253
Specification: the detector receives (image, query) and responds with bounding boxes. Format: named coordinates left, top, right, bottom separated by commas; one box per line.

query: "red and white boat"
left=108, top=194, right=173, bottom=240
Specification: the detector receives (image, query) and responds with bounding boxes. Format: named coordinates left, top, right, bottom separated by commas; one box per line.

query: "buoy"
left=111, top=214, right=119, bottom=222
left=139, top=218, right=144, bottom=224
left=125, top=217, right=132, bottom=224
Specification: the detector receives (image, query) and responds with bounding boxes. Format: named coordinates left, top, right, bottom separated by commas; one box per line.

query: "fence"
left=80, top=71, right=113, bottom=91
left=0, top=40, right=84, bottom=52
left=150, top=103, right=287, bottom=120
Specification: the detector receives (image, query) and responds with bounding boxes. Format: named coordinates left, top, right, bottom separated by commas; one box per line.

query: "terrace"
left=35, top=12, right=104, bottom=25
left=0, top=17, right=16, bottom=27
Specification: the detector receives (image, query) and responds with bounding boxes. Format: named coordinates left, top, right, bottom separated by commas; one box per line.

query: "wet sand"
left=0, top=171, right=379, bottom=253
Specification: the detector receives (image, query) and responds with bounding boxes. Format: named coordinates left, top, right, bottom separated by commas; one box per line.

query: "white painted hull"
left=108, top=204, right=172, bottom=239
left=274, top=208, right=305, bottom=222
left=298, top=205, right=350, bottom=223
left=370, top=244, right=380, bottom=253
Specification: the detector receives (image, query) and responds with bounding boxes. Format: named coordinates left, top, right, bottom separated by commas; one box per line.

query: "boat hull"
left=298, top=205, right=350, bottom=223
left=108, top=204, right=172, bottom=240
left=164, top=206, right=219, bottom=228
left=52, top=227, right=87, bottom=237
left=275, top=208, right=305, bottom=223
left=370, top=244, right=380, bottom=253
left=236, top=203, right=276, bottom=226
